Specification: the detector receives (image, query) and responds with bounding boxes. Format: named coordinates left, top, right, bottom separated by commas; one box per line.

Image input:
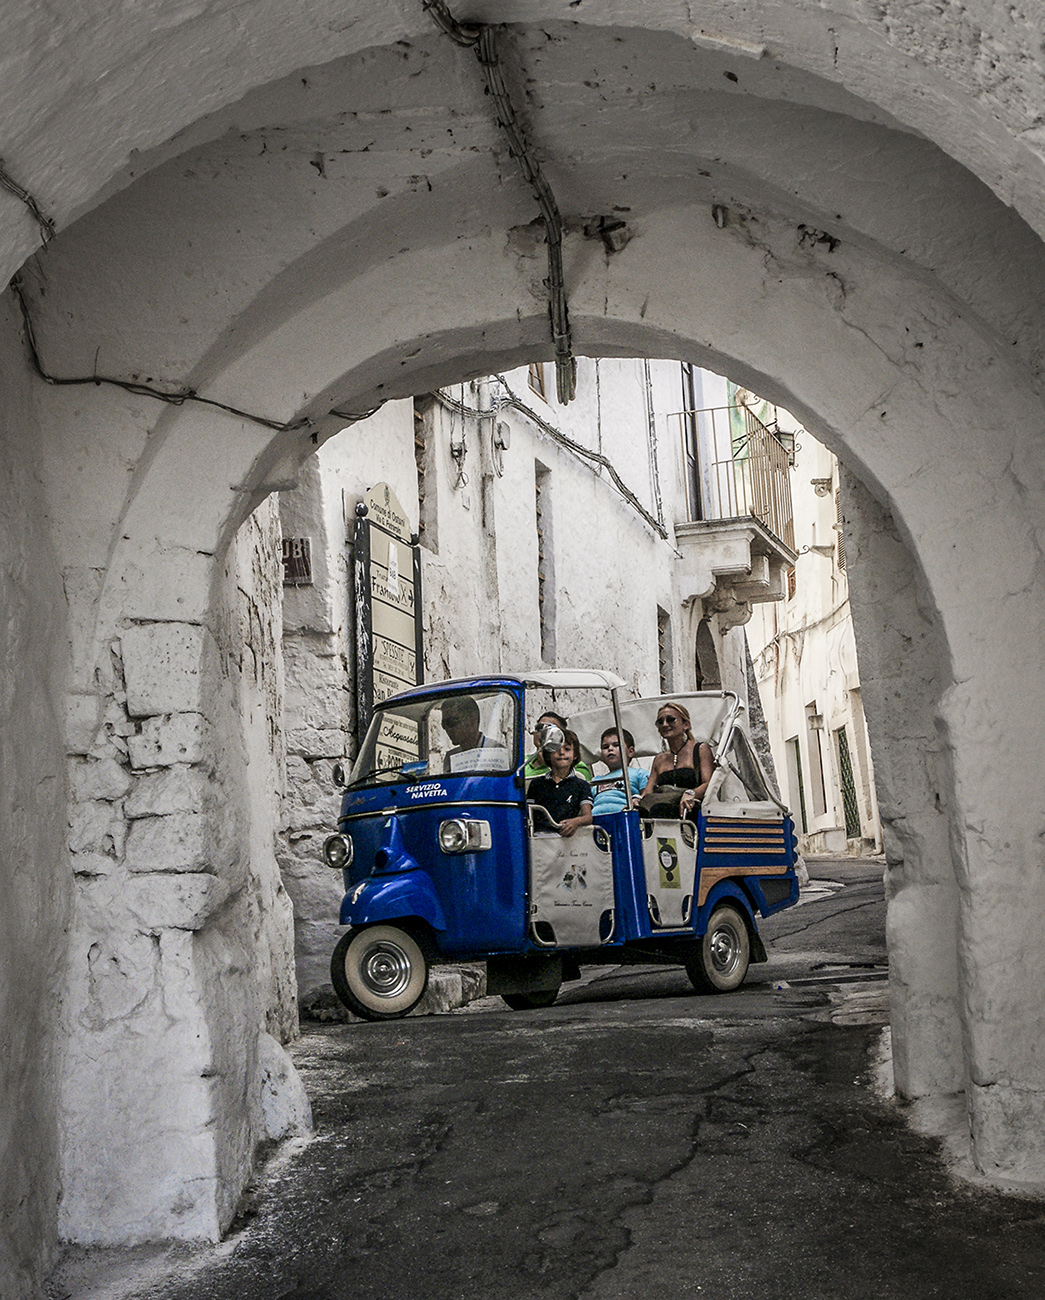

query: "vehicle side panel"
left=338, top=801, right=530, bottom=957
left=693, top=812, right=798, bottom=935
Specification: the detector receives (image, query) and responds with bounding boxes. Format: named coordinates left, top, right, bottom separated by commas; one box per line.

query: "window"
left=535, top=463, right=556, bottom=663
left=835, top=726, right=862, bottom=838
left=694, top=618, right=721, bottom=690
left=835, top=489, right=846, bottom=571
left=805, top=702, right=827, bottom=818
left=657, top=608, right=673, bottom=693
left=350, top=688, right=519, bottom=785
left=786, top=565, right=796, bottom=599
left=785, top=736, right=807, bottom=833
left=528, top=362, right=548, bottom=401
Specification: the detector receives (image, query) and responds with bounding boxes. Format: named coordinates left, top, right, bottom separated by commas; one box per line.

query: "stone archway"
left=5, top=5, right=1045, bottom=1290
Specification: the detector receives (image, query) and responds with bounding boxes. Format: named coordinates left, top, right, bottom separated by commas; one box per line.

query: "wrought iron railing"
left=670, top=404, right=795, bottom=552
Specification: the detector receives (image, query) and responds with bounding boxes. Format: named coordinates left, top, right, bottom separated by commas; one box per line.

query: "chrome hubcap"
left=359, top=940, right=412, bottom=998
left=709, top=922, right=741, bottom=976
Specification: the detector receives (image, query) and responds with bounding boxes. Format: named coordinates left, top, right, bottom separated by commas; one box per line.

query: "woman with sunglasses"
left=640, top=702, right=714, bottom=818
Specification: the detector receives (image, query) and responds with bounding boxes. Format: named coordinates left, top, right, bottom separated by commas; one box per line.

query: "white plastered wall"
left=20, top=153, right=1045, bottom=1251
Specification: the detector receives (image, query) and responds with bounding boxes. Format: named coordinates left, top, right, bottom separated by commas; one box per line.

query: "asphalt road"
left=51, top=860, right=1045, bottom=1300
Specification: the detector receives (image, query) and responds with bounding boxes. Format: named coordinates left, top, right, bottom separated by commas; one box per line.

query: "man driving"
left=441, top=696, right=486, bottom=771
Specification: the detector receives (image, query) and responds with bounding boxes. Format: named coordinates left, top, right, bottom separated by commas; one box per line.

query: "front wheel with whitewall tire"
left=331, top=925, right=429, bottom=1021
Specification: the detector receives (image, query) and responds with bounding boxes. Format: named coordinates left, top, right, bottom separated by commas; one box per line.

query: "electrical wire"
left=10, top=274, right=380, bottom=435
left=432, top=377, right=668, bottom=538
left=0, top=159, right=55, bottom=244
left=422, top=3, right=576, bottom=404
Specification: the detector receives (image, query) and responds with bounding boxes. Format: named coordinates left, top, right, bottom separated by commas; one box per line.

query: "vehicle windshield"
left=349, top=688, right=519, bottom=786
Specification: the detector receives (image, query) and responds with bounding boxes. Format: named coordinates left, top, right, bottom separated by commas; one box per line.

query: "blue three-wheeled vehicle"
left=322, top=670, right=800, bottom=1019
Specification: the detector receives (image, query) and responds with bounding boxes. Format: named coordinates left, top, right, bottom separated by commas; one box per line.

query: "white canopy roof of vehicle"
left=568, top=692, right=741, bottom=763
left=512, top=668, right=627, bottom=691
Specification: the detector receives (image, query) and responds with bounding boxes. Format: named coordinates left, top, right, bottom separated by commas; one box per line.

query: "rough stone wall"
left=57, top=485, right=302, bottom=1244
left=0, top=298, right=68, bottom=1298
left=839, top=467, right=963, bottom=1099
left=277, top=450, right=357, bottom=1004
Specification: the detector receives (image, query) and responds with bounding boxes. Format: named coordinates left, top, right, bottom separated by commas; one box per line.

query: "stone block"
left=128, top=713, right=210, bottom=768
left=120, top=623, right=208, bottom=718
left=126, top=766, right=208, bottom=819
left=63, top=566, right=105, bottom=693
left=286, top=727, right=344, bottom=759
left=68, top=801, right=122, bottom=855
left=70, top=851, right=115, bottom=878
left=71, top=756, right=132, bottom=803
left=125, top=872, right=230, bottom=932
left=66, top=692, right=103, bottom=755
left=116, top=545, right=213, bottom=624
left=86, top=934, right=160, bottom=1027
left=258, top=1032, right=313, bottom=1141
left=124, top=813, right=209, bottom=873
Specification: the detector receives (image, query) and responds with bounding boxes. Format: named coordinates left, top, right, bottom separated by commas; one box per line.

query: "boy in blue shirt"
left=590, top=728, right=646, bottom=815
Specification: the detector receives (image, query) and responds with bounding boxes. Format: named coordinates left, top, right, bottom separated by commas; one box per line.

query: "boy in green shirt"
left=523, top=710, right=593, bottom=781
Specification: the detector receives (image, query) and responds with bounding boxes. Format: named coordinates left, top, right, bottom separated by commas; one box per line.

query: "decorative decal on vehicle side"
left=657, top=838, right=681, bottom=889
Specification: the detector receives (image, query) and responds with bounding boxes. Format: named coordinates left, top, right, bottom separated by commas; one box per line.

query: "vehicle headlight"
left=438, top=819, right=492, bottom=854
left=323, top=833, right=353, bottom=870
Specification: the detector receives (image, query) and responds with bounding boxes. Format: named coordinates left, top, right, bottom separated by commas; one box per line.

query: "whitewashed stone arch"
left=5, top=3, right=1045, bottom=1289
left=44, top=184, right=1044, bottom=1220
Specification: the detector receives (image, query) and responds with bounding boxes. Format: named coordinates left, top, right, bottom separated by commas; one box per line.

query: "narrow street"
left=52, top=862, right=1045, bottom=1300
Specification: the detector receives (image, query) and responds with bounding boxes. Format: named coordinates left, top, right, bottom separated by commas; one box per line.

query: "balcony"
left=669, top=403, right=798, bottom=629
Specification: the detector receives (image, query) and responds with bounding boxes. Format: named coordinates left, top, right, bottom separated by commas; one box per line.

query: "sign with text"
left=353, top=483, right=423, bottom=742
left=374, top=713, right=419, bottom=770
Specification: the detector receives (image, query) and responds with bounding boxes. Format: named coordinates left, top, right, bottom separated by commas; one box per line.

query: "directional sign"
left=353, top=483, right=423, bottom=741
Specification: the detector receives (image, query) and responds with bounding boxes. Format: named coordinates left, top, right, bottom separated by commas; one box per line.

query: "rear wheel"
left=686, top=903, right=750, bottom=994
left=331, top=925, right=429, bottom=1021
left=501, top=988, right=560, bottom=1011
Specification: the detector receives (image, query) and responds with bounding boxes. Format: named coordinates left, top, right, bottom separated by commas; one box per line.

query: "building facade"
left=748, top=430, right=882, bottom=856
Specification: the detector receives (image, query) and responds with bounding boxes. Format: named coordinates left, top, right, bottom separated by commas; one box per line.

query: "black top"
left=528, top=773, right=593, bottom=825
left=655, top=766, right=697, bottom=790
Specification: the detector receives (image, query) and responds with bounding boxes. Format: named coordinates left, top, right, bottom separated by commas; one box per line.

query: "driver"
left=441, top=696, right=486, bottom=771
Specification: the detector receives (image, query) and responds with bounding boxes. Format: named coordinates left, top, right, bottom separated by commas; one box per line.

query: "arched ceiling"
left=4, top=0, right=1045, bottom=288
left=19, top=20, right=1045, bottom=422
left=15, top=8, right=1045, bottom=677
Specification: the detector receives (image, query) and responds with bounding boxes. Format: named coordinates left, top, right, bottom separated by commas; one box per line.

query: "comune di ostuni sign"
left=353, top=482, right=424, bottom=743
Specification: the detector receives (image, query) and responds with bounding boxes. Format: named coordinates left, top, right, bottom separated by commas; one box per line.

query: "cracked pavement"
left=50, top=860, right=1045, bottom=1300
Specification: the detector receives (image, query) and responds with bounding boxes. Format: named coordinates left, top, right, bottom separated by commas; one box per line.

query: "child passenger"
left=527, top=729, right=593, bottom=838
left=523, top=711, right=594, bottom=781
left=590, top=728, right=647, bottom=815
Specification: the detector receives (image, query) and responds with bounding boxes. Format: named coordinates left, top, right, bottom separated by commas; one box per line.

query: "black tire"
left=686, top=903, right=751, bottom=994
left=501, top=988, right=560, bottom=1011
left=330, top=925, right=429, bottom=1021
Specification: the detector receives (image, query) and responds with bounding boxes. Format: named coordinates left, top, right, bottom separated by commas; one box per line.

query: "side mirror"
left=332, top=762, right=346, bottom=789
